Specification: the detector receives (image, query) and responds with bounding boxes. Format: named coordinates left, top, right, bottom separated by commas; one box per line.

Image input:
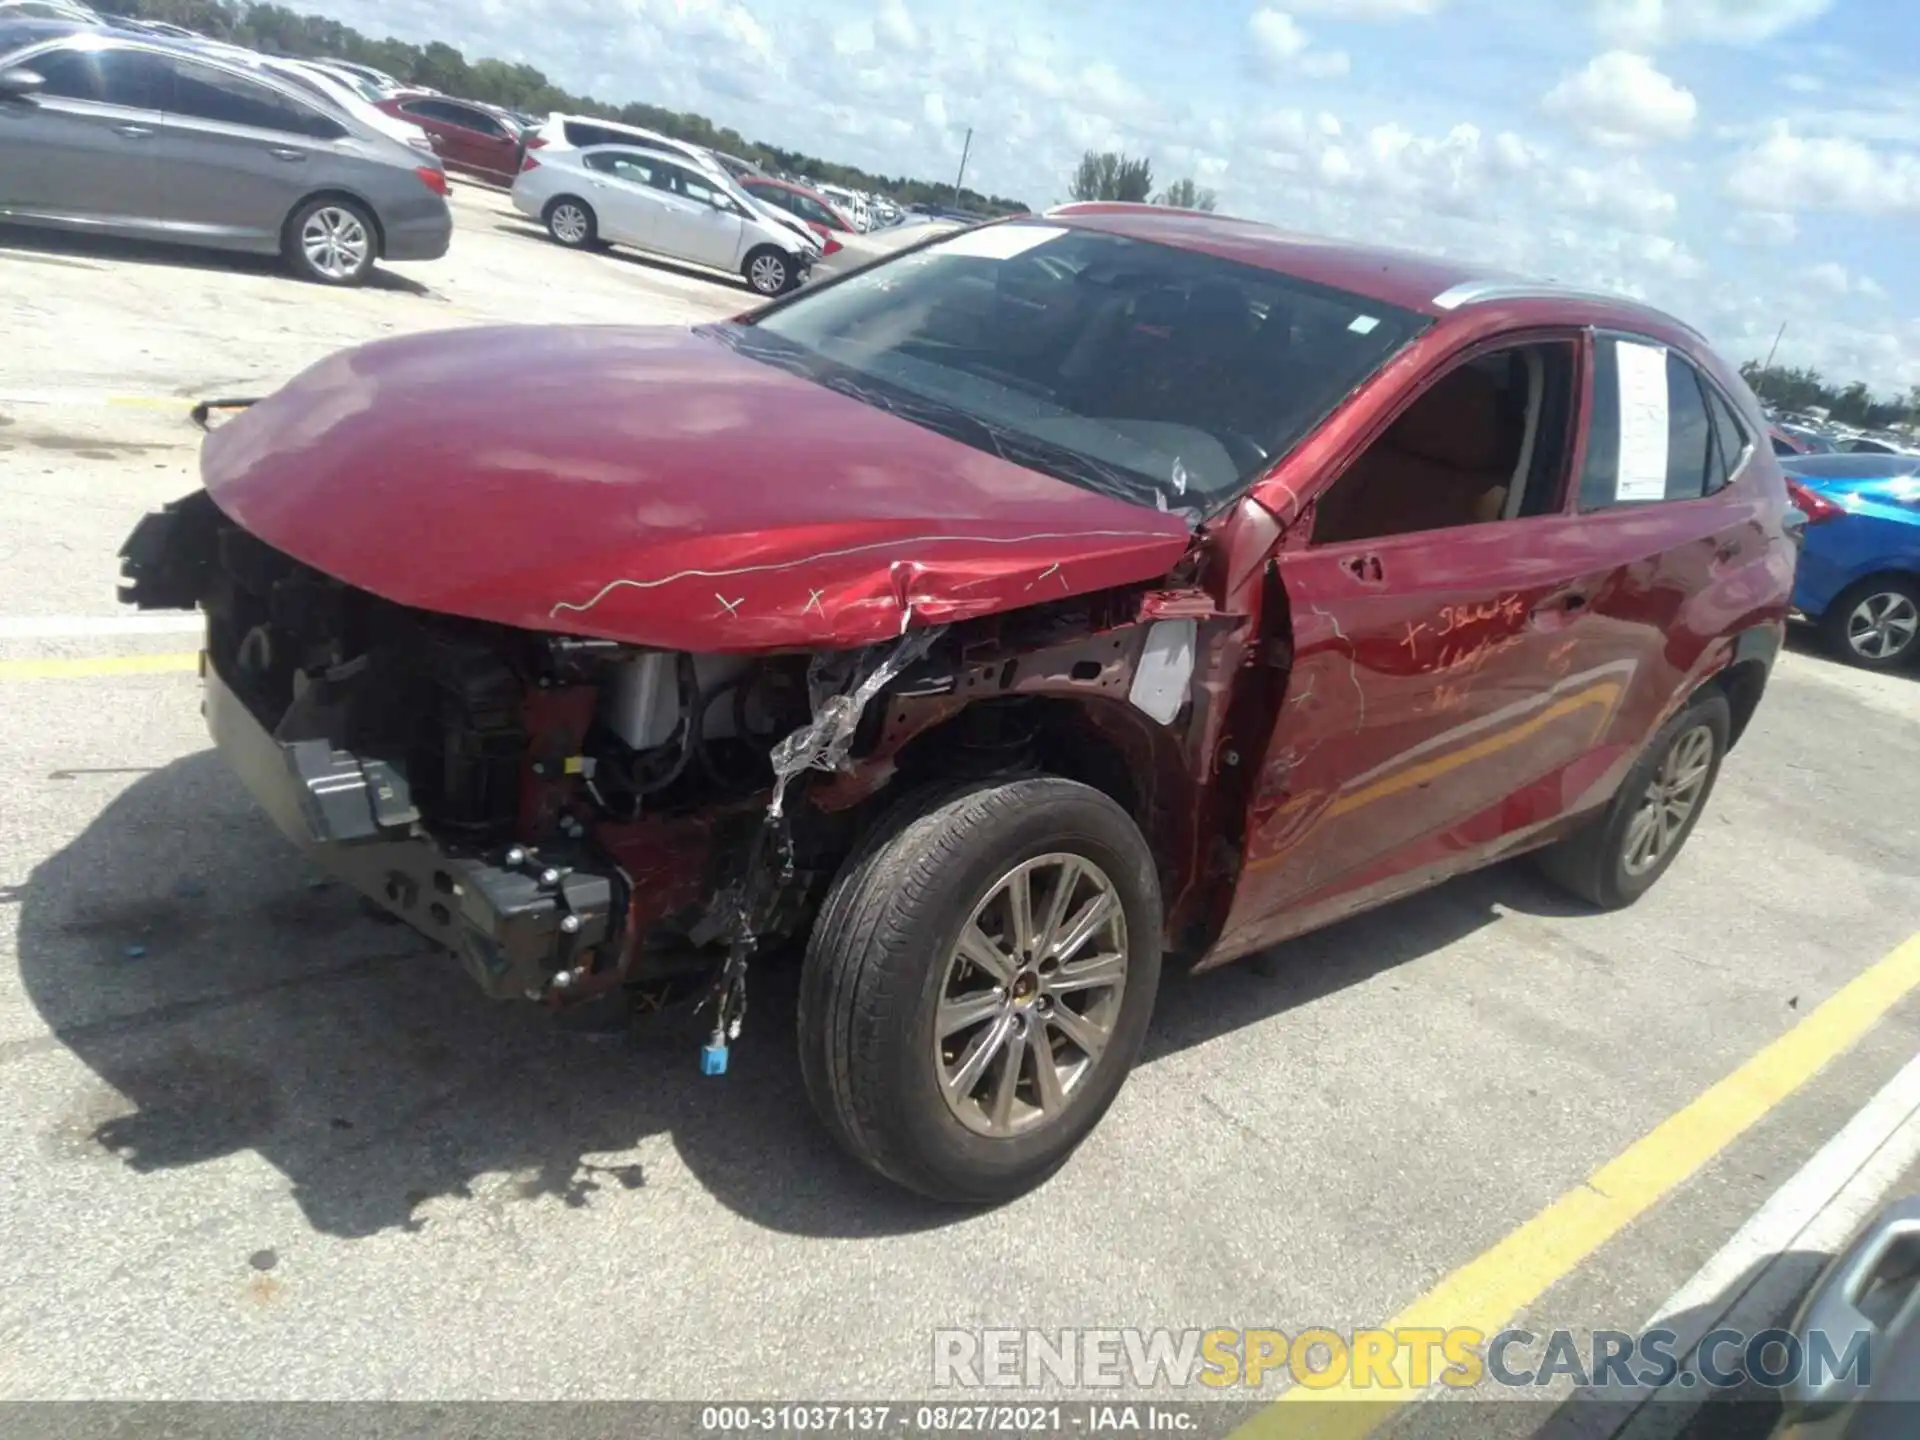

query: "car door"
left=577, top=150, right=670, bottom=247
left=1214, top=333, right=1625, bottom=960
left=141, top=56, right=348, bottom=247
left=403, top=98, right=513, bottom=180
left=0, top=42, right=172, bottom=226
left=645, top=158, right=748, bottom=270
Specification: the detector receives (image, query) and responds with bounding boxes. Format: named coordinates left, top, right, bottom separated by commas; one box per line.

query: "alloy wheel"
left=1845, top=590, right=1919, bottom=662
left=934, top=853, right=1128, bottom=1138
left=550, top=203, right=589, bottom=245
left=1622, top=724, right=1715, bottom=877
left=300, top=206, right=371, bottom=280
left=749, top=253, right=787, bottom=294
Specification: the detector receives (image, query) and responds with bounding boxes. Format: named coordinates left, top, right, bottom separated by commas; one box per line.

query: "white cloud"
left=1543, top=51, right=1697, bottom=147
left=874, top=0, right=921, bottom=51
left=1246, top=8, right=1350, bottom=78
left=1283, top=0, right=1443, bottom=15
left=1725, top=123, right=1920, bottom=216
left=1783, top=74, right=1823, bottom=94
left=1591, top=0, right=1836, bottom=48
left=1248, top=9, right=1309, bottom=63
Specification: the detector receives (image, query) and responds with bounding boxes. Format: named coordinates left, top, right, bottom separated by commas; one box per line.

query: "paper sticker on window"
left=1349, top=315, right=1380, bottom=335
left=1614, top=341, right=1670, bottom=502
left=930, top=224, right=1069, bottom=261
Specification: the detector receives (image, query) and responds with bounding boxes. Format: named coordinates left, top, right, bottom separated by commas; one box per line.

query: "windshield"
left=728, top=222, right=1423, bottom=514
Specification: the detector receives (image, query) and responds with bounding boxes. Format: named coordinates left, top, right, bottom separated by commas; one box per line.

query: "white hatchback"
left=513, top=144, right=815, bottom=296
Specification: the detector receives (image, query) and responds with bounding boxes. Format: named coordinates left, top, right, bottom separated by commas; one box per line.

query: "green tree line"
left=1740, top=364, right=1919, bottom=428
left=116, top=0, right=1031, bottom=213
left=1069, top=150, right=1216, bottom=210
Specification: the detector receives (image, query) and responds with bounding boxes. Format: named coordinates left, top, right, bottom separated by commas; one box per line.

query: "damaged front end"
left=120, top=489, right=1249, bottom=1048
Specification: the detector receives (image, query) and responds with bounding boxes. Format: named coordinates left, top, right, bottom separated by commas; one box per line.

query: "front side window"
left=722, top=223, right=1425, bottom=515
left=673, top=167, right=721, bottom=206
left=1313, top=342, right=1578, bottom=545
left=587, top=150, right=661, bottom=188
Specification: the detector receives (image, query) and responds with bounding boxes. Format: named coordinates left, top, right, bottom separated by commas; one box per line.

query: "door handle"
left=1533, top=591, right=1587, bottom=615
left=1530, top=592, right=1587, bottom=626
left=267, top=147, right=307, bottom=162
left=112, top=123, right=154, bottom=139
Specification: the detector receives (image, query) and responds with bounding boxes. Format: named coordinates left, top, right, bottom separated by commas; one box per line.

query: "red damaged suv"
left=119, top=205, right=1795, bottom=1202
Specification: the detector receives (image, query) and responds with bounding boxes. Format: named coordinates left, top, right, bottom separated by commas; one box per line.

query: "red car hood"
left=201, top=325, right=1192, bottom=652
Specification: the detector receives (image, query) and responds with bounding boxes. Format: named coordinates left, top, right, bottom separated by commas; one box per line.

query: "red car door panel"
left=1211, top=517, right=1627, bottom=962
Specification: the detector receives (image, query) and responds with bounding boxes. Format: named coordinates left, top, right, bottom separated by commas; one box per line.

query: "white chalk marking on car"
left=545, top=530, right=1176, bottom=619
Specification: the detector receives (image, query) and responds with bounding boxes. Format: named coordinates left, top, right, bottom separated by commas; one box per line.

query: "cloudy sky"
left=313, top=0, right=1917, bottom=396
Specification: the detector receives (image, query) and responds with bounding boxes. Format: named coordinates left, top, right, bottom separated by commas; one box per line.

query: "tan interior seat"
left=1314, top=365, right=1518, bottom=544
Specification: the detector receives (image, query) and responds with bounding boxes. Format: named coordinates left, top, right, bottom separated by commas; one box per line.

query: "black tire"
left=1534, top=691, right=1731, bottom=910
left=798, top=777, right=1163, bottom=1203
left=1818, top=576, right=1920, bottom=671
left=743, top=245, right=793, bottom=296
left=543, top=196, right=597, bottom=249
left=283, top=195, right=378, bottom=286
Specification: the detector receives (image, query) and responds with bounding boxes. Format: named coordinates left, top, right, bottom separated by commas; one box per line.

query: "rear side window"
left=564, top=119, right=624, bottom=148
left=25, top=45, right=170, bottom=107
left=1578, top=338, right=1731, bottom=509
left=169, top=60, right=344, bottom=138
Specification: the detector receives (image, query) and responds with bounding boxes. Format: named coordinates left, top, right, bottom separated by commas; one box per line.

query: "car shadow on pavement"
left=20, top=752, right=1584, bottom=1244
left=491, top=216, right=752, bottom=295
left=0, top=223, right=434, bottom=297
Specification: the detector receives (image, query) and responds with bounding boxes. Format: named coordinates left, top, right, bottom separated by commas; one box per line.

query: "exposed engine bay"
left=119, top=490, right=1245, bottom=1058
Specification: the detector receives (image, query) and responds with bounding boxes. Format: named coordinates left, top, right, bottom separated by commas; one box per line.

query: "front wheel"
left=1821, top=577, right=1920, bottom=670
left=285, top=196, right=377, bottom=286
left=544, top=196, right=597, bottom=249
left=797, top=778, right=1163, bottom=1203
left=1534, top=691, right=1730, bottom=909
left=743, top=246, right=794, bottom=296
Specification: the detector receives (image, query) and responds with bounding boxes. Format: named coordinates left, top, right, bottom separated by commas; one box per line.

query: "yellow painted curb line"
left=1235, top=930, right=1920, bottom=1439
left=0, top=652, right=199, bottom=680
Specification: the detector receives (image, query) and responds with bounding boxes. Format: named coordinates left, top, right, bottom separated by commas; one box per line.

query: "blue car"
left=1785, top=453, right=1920, bottom=670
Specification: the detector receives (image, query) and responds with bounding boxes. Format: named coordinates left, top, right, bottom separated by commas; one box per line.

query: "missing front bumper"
left=204, top=659, right=616, bottom=1001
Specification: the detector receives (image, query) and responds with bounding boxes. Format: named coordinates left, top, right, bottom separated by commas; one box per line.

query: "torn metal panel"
left=768, top=627, right=946, bottom=820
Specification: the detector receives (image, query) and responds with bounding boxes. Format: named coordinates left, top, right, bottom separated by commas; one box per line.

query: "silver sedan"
left=0, top=23, right=451, bottom=284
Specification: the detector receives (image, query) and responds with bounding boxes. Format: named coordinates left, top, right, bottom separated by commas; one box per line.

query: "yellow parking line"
left=1235, top=930, right=1920, bottom=1439
left=0, top=652, right=199, bottom=680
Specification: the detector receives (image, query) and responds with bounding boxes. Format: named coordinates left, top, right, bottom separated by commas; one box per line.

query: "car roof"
left=1043, top=202, right=1705, bottom=332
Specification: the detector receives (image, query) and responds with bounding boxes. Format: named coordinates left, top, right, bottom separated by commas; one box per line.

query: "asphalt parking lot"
left=3, top=183, right=1920, bottom=1433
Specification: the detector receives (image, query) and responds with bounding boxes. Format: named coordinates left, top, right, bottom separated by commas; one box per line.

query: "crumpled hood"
left=201, top=325, right=1193, bottom=652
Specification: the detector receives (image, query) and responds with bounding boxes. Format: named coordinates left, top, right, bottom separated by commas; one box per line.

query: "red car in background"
left=738, top=175, right=855, bottom=253
left=375, top=92, right=526, bottom=185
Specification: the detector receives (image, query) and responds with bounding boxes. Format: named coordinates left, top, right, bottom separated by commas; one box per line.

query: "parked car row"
left=1766, top=409, right=1916, bottom=459
left=0, top=18, right=453, bottom=285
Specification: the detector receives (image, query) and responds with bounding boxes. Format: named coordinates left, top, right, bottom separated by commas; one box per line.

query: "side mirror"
left=0, top=67, right=47, bottom=102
